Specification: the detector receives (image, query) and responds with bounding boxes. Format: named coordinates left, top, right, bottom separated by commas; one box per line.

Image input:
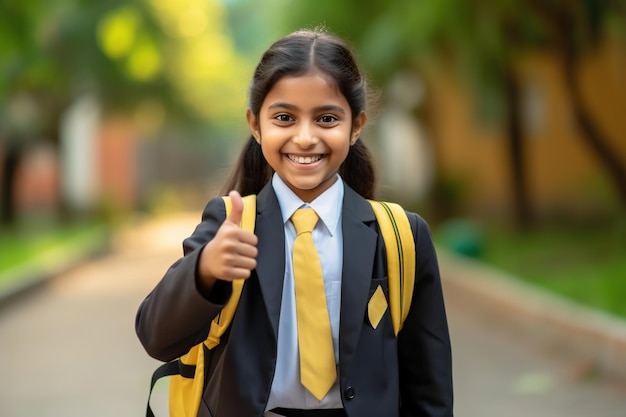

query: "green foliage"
left=0, top=0, right=254, bottom=140
left=265, top=0, right=625, bottom=122
left=269, top=0, right=469, bottom=83
left=0, top=219, right=109, bottom=289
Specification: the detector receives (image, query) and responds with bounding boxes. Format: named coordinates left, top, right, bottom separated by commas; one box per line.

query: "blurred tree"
left=268, top=0, right=626, bottom=225
left=526, top=0, right=626, bottom=209
left=0, top=0, right=249, bottom=226
left=267, top=0, right=536, bottom=225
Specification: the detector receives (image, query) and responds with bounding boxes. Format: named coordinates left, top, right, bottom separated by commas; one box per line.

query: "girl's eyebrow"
left=267, top=102, right=346, bottom=115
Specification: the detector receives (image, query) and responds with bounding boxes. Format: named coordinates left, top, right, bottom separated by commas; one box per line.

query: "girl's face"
left=248, top=73, right=366, bottom=202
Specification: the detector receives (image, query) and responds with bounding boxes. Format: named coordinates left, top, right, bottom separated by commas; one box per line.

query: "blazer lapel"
left=254, top=184, right=286, bottom=340
left=251, top=182, right=378, bottom=370
left=338, top=185, right=378, bottom=379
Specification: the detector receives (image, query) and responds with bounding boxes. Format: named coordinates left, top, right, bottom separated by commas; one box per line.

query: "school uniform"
left=136, top=176, right=453, bottom=417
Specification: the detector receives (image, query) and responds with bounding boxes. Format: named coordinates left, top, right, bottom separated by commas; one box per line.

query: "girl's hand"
left=198, top=191, right=258, bottom=289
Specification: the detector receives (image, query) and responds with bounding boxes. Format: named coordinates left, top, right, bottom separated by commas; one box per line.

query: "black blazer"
left=136, top=182, right=453, bottom=417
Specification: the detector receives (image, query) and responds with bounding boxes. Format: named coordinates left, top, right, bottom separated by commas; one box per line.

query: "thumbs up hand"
left=198, top=191, right=258, bottom=288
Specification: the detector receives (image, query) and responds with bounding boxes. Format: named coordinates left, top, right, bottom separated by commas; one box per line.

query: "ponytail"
left=339, top=139, right=376, bottom=200
left=221, top=136, right=272, bottom=196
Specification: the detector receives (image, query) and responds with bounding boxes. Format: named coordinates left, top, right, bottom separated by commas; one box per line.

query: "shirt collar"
left=272, top=173, right=344, bottom=236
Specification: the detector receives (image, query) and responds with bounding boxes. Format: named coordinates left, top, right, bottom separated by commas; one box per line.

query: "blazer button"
left=343, top=386, right=355, bottom=400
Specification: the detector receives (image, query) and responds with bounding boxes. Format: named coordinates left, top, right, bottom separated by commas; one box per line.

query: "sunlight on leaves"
left=96, top=6, right=141, bottom=59
left=125, top=35, right=162, bottom=81
left=92, top=0, right=252, bottom=124
left=148, top=0, right=224, bottom=38
left=147, top=0, right=251, bottom=120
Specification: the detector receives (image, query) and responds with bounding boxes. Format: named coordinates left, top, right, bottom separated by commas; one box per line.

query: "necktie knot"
left=292, top=208, right=318, bottom=235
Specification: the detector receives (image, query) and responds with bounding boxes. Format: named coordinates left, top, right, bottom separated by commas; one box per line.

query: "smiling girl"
left=136, top=29, right=453, bottom=417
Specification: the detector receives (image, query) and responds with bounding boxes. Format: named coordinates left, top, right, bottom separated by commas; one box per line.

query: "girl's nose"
left=292, top=123, right=318, bottom=147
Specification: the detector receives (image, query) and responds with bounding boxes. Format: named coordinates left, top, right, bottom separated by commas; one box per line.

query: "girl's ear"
left=246, top=109, right=261, bottom=143
left=350, top=111, right=367, bottom=145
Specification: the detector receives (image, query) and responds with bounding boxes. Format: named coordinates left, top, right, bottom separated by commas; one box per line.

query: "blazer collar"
left=253, top=183, right=286, bottom=339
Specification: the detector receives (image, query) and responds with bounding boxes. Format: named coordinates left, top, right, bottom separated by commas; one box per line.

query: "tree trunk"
left=561, top=50, right=626, bottom=207
left=419, top=76, right=458, bottom=223
left=503, top=66, right=532, bottom=228
left=528, top=0, right=626, bottom=208
left=1, top=140, right=22, bottom=226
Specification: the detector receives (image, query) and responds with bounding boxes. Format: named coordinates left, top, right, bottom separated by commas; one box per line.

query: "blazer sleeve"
left=135, top=196, right=234, bottom=362
left=398, top=213, right=454, bottom=417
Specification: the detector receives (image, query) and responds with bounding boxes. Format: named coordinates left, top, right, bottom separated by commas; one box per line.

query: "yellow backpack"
left=146, top=195, right=416, bottom=417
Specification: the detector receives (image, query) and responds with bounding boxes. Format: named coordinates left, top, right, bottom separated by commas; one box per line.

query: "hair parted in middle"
left=223, top=29, right=377, bottom=199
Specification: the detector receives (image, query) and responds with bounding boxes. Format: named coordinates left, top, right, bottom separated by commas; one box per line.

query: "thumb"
left=226, top=190, right=243, bottom=226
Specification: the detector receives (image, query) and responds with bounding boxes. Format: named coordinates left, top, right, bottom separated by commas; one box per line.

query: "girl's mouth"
left=287, top=154, right=324, bottom=164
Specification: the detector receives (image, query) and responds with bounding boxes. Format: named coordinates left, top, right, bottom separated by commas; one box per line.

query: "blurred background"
left=2, top=0, right=625, bottom=321
left=1, top=0, right=625, bottom=416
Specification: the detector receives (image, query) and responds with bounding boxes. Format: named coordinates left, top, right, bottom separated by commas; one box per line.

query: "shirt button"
left=343, top=386, right=356, bottom=400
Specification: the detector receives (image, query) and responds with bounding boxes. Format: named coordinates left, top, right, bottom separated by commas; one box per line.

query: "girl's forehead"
left=264, top=72, right=346, bottom=107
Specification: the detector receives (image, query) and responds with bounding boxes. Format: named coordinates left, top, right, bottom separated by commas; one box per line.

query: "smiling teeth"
left=289, top=154, right=322, bottom=164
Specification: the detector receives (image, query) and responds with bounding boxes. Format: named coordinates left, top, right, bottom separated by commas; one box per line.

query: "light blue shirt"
left=264, top=173, right=344, bottom=414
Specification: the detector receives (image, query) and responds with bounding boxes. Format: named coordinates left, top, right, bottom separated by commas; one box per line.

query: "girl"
left=136, top=29, right=453, bottom=417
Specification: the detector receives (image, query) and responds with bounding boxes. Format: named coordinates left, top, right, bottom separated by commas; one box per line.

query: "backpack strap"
left=205, top=194, right=257, bottom=349
left=145, top=196, right=415, bottom=417
left=368, top=201, right=416, bottom=335
left=212, top=196, right=415, bottom=337
left=146, top=359, right=196, bottom=417
left=145, top=195, right=257, bottom=417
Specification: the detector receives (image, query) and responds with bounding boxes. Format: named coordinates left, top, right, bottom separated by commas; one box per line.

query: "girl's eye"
left=318, top=115, right=338, bottom=124
left=275, top=114, right=293, bottom=123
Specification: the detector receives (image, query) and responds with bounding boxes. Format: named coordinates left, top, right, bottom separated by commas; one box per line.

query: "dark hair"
left=222, top=29, right=376, bottom=199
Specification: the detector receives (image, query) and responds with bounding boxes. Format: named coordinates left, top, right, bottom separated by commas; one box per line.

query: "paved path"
left=1, top=213, right=625, bottom=417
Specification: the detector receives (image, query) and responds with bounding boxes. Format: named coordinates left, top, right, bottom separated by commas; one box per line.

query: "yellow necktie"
left=291, top=208, right=336, bottom=400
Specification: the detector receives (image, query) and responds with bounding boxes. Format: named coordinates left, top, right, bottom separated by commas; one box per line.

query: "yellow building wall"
left=425, top=38, right=626, bottom=220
